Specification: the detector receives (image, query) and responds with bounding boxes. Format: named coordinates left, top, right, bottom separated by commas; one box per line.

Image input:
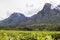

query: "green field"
left=0, top=30, right=60, bottom=40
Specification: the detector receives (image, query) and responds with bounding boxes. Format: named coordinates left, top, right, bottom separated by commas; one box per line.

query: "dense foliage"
left=0, top=30, right=60, bottom=40
left=0, top=23, right=60, bottom=31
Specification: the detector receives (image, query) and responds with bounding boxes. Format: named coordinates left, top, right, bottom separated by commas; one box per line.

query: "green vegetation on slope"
left=0, top=23, right=60, bottom=31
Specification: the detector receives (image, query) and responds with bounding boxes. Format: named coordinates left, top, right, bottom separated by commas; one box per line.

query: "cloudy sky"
left=0, top=0, right=60, bottom=20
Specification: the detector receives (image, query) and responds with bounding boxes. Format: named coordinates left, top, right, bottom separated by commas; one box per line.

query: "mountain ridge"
left=0, top=3, right=60, bottom=26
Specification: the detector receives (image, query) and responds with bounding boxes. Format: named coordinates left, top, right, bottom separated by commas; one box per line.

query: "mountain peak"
left=10, top=12, right=25, bottom=18
left=37, top=3, right=52, bottom=16
left=43, top=3, right=52, bottom=11
left=45, top=3, right=51, bottom=5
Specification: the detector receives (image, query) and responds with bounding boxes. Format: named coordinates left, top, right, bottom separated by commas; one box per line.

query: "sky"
left=0, top=0, right=60, bottom=20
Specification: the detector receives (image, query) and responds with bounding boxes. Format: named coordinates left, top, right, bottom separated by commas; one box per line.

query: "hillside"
left=0, top=3, right=60, bottom=31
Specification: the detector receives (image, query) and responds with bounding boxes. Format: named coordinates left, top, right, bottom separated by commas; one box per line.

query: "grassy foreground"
left=0, top=30, right=60, bottom=40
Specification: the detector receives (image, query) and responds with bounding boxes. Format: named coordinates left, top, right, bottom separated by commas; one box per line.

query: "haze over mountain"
left=0, top=3, right=60, bottom=26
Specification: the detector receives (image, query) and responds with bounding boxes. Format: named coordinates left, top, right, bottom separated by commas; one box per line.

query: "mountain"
left=0, top=12, right=29, bottom=26
left=0, top=3, right=60, bottom=26
left=0, top=3, right=60, bottom=31
left=28, top=3, right=60, bottom=24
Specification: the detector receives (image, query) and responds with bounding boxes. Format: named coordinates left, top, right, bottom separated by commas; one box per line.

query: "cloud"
left=0, top=0, right=60, bottom=20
